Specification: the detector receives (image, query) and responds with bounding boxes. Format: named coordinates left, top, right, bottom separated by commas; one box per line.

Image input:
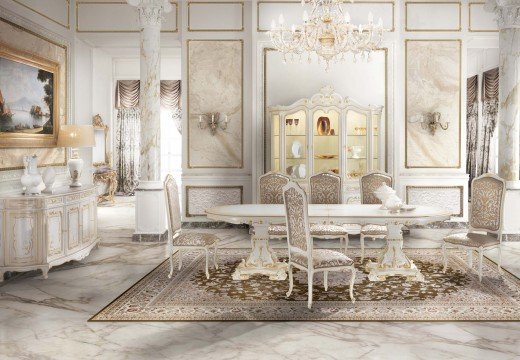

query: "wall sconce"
left=198, top=112, right=229, bottom=136
left=409, top=112, right=449, bottom=136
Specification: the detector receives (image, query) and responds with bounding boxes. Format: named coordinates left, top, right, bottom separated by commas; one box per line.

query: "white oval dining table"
left=206, top=204, right=451, bottom=282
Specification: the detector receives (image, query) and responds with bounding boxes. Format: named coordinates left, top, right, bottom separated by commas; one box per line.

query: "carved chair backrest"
left=360, top=171, right=393, bottom=204
left=283, top=182, right=312, bottom=264
left=258, top=171, right=291, bottom=204
left=309, top=171, right=342, bottom=204
left=164, top=174, right=182, bottom=235
left=470, top=173, right=506, bottom=236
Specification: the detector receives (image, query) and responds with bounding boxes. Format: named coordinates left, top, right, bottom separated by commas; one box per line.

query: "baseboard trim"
left=132, top=230, right=169, bottom=242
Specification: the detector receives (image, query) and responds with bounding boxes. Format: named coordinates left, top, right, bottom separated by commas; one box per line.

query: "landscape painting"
left=0, top=45, right=59, bottom=148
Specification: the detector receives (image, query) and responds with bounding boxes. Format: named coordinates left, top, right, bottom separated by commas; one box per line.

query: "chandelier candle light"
left=268, top=0, right=387, bottom=70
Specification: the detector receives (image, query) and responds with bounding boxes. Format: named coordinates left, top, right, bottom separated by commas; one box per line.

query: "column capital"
left=485, top=0, right=520, bottom=29
left=127, top=0, right=172, bottom=28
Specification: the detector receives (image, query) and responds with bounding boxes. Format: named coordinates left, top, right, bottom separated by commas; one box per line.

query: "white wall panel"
left=76, top=1, right=178, bottom=32
left=469, top=2, right=498, bottom=32
left=258, top=1, right=394, bottom=32
left=11, top=0, right=69, bottom=28
left=188, top=2, right=243, bottom=31
left=406, top=2, right=461, bottom=31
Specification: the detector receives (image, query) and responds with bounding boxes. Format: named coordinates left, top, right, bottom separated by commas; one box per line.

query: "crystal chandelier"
left=268, top=0, right=387, bottom=70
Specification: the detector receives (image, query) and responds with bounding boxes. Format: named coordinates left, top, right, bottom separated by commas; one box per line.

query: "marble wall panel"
left=187, top=40, right=243, bottom=168
left=405, top=40, right=461, bottom=168
left=0, top=17, right=67, bottom=170
left=186, top=186, right=243, bottom=217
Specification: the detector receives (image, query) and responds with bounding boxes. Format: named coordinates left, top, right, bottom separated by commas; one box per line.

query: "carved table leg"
left=232, top=223, right=288, bottom=281
left=365, top=222, right=425, bottom=282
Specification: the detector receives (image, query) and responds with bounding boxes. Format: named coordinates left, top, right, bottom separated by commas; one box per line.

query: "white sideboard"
left=0, top=185, right=99, bottom=281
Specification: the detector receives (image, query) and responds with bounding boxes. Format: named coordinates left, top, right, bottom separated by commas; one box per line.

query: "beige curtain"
left=466, top=75, right=479, bottom=184
left=479, top=68, right=499, bottom=175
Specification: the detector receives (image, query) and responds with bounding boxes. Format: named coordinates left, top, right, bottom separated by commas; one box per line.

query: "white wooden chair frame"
left=359, top=170, right=393, bottom=261
left=283, top=182, right=356, bottom=309
left=442, top=173, right=505, bottom=282
left=164, top=175, right=219, bottom=280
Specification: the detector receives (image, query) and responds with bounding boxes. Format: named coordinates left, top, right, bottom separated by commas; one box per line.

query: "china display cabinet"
left=267, top=86, right=384, bottom=202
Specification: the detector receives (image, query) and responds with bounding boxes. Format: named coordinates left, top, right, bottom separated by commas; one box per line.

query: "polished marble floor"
left=1, top=197, right=519, bottom=359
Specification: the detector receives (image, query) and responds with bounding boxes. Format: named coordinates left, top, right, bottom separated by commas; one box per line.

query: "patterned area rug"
left=90, top=248, right=520, bottom=321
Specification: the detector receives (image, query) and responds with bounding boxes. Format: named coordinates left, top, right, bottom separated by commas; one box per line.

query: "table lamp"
left=57, top=125, right=95, bottom=187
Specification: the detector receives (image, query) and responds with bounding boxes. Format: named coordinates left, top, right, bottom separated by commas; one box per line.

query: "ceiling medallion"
left=268, top=0, right=387, bottom=70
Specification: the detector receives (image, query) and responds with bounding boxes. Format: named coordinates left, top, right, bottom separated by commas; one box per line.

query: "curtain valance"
left=115, top=80, right=181, bottom=110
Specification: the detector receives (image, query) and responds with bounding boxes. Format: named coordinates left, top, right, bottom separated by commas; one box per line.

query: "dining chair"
left=359, top=170, right=393, bottom=261
left=257, top=172, right=292, bottom=240
left=265, top=172, right=350, bottom=254
left=308, top=171, right=349, bottom=253
left=442, top=173, right=506, bottom=282
left=164, top=174, right=219, bottom=279
left=283, top=181, right=356, bottom=309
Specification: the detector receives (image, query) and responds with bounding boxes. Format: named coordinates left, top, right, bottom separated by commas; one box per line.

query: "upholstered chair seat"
left=268, top=224, right=348, bottom=237
left=172, top=232, right=219, bottom=247
left=164, top=175, right=219, bottom=280
left=283, top=181, right=356, bottom=309
left=360, top=224, right=387, bottom=236
left=291, top=249, right=354, bottom=269
left=359, top=171, right=393, bottom=261
left=444, top=232, right=500, bottom=247
left=442, top=173, right=506, bottom=282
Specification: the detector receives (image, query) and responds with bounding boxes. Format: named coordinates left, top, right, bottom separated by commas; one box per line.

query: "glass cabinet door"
left=345, top=110, right=368, bottom=179
left=312, top=109, right=340, bottom=175
left=371, top=111, right=381, bottom=171
left=271, top=113, right=280, bottom=172
left=284, top=110, right=307, bottom=180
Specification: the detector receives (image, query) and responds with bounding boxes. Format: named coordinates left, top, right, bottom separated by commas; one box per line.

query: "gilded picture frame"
left=0, top=43, right=60, bottom=148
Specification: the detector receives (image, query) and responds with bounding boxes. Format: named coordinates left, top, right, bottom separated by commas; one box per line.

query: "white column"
left=128, top=0, right=172, bottom=241
left=486, top=0, right=520, bottom=189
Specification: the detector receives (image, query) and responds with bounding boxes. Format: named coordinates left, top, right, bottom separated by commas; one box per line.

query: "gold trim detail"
left=405, top=1, right=462, bottom=32
left=262, top=47, right=389, bottom=174
left=187, top=39, right=244, bottom=169
left=257, top=1, right=395, bottom=33
left=404, top=39, right=462, bottom=169
left=185, top=185, right=244, bottom=217
left=11, top=0, right=70, bottom=29
left=76, top=1, right=179, bottom=33
left=468, top=2, right=499, bottom=33
left=406, top=185, right=464, bottom=218
left=188, top=1, right=244, bottom=32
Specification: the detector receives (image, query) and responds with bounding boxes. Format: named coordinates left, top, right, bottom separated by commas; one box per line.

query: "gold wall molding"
left=76, top=1, right=178, bottom=33
left=257, top=1, right=395, bottom=32
left=11, top=0, right=70, bottom=29
left=188, top=1, right=244, bottom=32
left=187, top=39, right=244, bottom=169
left=405, top=1, right=461, bottom=32
left=185, top=185, right=243, bottom=217
left=468, top=2, right=499, bottom=32
left=262, top=47, right=389, bottom=174
left=404, top=39, right=461, bottom=169
left=406, top=185, right=464, bottom=217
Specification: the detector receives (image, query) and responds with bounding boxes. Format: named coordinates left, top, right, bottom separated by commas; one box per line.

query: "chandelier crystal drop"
left=268, top=0, right=387, bottom=70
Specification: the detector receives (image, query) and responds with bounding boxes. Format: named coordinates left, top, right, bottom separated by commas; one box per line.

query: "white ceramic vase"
left=21, top=155, right=43, bottom=195
left=42, top=167, right=56, bottom=193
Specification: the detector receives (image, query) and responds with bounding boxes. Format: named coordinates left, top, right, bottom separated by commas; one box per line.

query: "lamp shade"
left=57, top=125, right=95, bottom=148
